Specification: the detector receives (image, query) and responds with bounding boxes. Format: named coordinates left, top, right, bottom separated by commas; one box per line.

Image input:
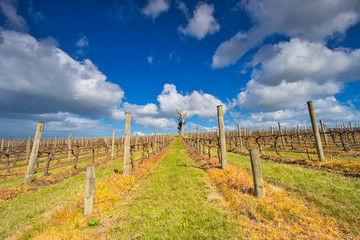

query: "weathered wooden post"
left=135, top=133, right=139, bottom=150
left=162, top=130, right=165, bottom=149
left=68, top=133, right=72, bottom=162
left=319, top=120, right=328, bottom=146
left=278, top=122, right=285, bottom=149
left=84, top=166, right=95, bottom=215
left=196, top=125, right=200, bottom=153
left=154, top=128, right=157, bottom=154
left=25, top=136, right=32, bottom=164
left=123, top=113, right=131, bottom=175
left=237, top=123, right=244, bottom=151
left=307, top=101, right=325, bottom=162
left=249, top=149, right=265, bottom=199
left=24, top=121, right=45, bottom=185
left=81, top=136, right=84, bottom=153
left=217, top=105, right=227, bottom=169
left=111, top=129, right=115, bottom=159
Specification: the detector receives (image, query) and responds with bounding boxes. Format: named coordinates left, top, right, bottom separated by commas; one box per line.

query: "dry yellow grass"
left=12, top=142, right=173, bottom=240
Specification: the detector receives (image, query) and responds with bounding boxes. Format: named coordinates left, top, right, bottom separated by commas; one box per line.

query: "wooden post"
left=237, top=123, right=244, bottom=151
left=84, top=166, right=95, bottom=215
left=25, top=136, right=32, bottom=164
left=68, top=133, right=72, bottom=162
left=123, top=113, right=131, bottom=175
left=154, top=128, right=157, bottom=154
left=217, top=105, right=227, bottom=169
left=278, top=122, right=285, bottom=148
left=24, top=121, right=45, bottom=185
left=249, top=149, right=265, bottom=199
left=111, top=129, right=115, bottom=159
left=135, top=133, right=139, bottom=150
left=196, top=125, right=200, bottom=153
left=162, top=130, right=165, bottom=149
left=307, top=101, right=325, bottom=162
left=320, top=120, right=328, bottom=146
left=81, top=136, right=84, bottom=153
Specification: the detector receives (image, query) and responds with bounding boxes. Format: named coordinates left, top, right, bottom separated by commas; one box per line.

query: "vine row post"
left=307, top=101, right=325, bottom=162
left=217, top=105, right=227, bottom=169
left=68, top=133, right=72, bottom=162
left=123, top=112, right=131, bottom=175
left=249, top=149, right=265, bottom=199
left=24, top=121, right=45, bottom=185
left=84, top=166, right=95, bottom=215
left=154, top=128, right=157, bottom=154
left=111, top=129, right=115, bottom=159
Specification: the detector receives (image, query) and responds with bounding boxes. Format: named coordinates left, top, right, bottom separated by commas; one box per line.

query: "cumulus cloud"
left=134, top=116, right=177, bottom=129
left=142, top=0, right=170, bottom=20
left=157, top=83, right=226, bottom=118
left=111, top=84, right=226, bottom=129
left=251, top=39, right=360, bottom=86
left=178, top=3, right=220, bottom=40
left=235, top=97, right=360, bottom=130
left=236, top=38, right=360, bottom=112
left=0, top=30, right=124, bottom=117
left=0, top=112, right=111, bottom=138
left=212, top=0, right=360, bottom=68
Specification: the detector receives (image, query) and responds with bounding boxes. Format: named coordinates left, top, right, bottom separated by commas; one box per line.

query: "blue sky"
left=0, top=0, right=360, bottom=138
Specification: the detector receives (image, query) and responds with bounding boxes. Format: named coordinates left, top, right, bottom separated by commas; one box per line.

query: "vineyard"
left=0, top=105, right=360, bottom=239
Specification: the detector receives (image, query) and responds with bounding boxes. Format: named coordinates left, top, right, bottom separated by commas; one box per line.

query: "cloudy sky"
left=0, top=0, right=360, bottom=138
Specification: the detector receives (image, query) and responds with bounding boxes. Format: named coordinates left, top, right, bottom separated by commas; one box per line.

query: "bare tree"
left=176, top=109, right=187, bottom=136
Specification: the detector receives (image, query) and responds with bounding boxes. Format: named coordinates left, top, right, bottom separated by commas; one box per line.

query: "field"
left=0, top=126, right=359, bottom=239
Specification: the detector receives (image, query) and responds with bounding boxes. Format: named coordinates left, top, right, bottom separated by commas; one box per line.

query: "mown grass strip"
left=110, top=138, right=237, bottom=239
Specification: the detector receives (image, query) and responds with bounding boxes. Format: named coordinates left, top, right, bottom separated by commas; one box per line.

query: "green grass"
left=224, top=150, right=360, bottom=236
left=110, top=138, right=238, bottom=239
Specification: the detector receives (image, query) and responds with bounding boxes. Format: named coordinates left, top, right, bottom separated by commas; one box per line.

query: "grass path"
left=110, top=138, right=238, bottom=239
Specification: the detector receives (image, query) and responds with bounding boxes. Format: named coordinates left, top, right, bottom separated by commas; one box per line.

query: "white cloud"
left=134, top=116, right=177, bottom=129
left=178, top=3, right=220, bottom=40
left=235, top=97, right=360, bottom=130
left=147, top=56, right=153, bottom=64
left=0, top=30, right=124, bottom=118
left=142, top=0, right=170, bottom=20
left=76, top=34, right=89, bottom=47
left=236, top=38, right=360, bottom=112
left=0, top=112, right=112, bottom=138
left=0, top=0, right=27, bottom=32
left=212, top=0, right=360, bottom=68
left=157, top=83, right=226, bottom=119
left=251, top=39, right=360, bottom=86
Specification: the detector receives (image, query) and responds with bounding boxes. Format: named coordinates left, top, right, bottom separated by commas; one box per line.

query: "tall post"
left=111, top=129, right=115, bottom=159
left=319, top=120, right=328, bottom=146
left=154, top=128, right=157, bottom=154
left=217, top=105, right=227, bottom=169
left=249, top=149, right=265, bottom=199
left=307, top=101, right=325, bottom=162
left=278, top=122, right=285, bottom=149
left=25, top=136, right=32, bottom=164
left=135, top=133, right=139, bottom=150
left=68, top=133, right=72, bottom=162
left=237, top=123, right=244, bottom=151
left=162, top=130, right=165, bottom=149
left=123, top=113, right=131, bottom=175
left=84, top=166, right=95, bottom=215
left=196, top=125, right=200, bottom=153
left=24, top=121, right=45, bottom=185
left=81, top=136, right=84, bottom=153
